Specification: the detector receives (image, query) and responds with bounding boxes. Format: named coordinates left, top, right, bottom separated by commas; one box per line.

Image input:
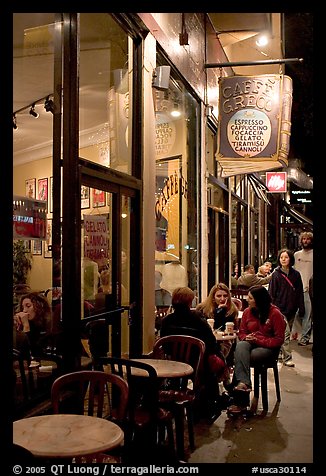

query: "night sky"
left=284, top=13, right=313, bottom=177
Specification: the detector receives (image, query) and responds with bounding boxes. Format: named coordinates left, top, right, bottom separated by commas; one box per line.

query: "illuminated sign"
left=13, top=195, right=47, bottom=240
left=217, top=74, right=293, bottom=177
left=266, top=172, right=287, bottom=192
left=290, top=188, right=312, bottom=204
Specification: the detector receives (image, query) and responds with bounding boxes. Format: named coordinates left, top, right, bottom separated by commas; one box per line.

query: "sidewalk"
left=188, top=339, right=313, bottom=464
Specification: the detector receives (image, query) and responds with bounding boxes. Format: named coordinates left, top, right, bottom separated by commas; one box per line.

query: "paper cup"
left=207, top=319, right=215, bottom=329
left=225, top=322, right=234, bottom=335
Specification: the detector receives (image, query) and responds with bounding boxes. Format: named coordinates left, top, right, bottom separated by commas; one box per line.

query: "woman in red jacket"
left=228, top=285, right=286, bottom=412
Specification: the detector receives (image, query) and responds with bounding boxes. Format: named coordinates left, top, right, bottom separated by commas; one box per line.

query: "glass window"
left=154, top=73, right=199, bottom=303
left=79, top=14, right=132, bottom=174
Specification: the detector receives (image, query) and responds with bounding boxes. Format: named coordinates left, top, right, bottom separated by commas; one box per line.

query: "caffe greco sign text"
left=217, top=74, right=293, bottom=177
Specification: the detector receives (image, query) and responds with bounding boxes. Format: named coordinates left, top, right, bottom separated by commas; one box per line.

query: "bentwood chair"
left=51, top=370, right=129, bottom=462
left=96, top=356, right=176, bottom=463
left=152, top=334, right=206, bottom=459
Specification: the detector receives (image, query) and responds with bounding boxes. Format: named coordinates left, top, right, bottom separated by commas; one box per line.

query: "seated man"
left=237, top=264, right=272, bottom=289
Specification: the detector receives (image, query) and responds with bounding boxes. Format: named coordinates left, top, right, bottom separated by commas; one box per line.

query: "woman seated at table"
left=14, top=291, right=52, bottom=360
left=228, top=285, right=286, bottom=413
left=160, top=286, right=227, bottom=421
left=196, top=283, right=239, bottom=367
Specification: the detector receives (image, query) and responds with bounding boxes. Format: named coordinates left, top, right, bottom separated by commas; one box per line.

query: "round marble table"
left=130, top=358, right=193, bottom=378
left=13, top=414, right=124, bottom=458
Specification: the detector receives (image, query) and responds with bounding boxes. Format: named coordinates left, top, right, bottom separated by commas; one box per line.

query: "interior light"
left=256, top=35, right=269, bottom=47
left=171, top=103, right=181, bottom=118
left=29, top=104, right=39, bottom=118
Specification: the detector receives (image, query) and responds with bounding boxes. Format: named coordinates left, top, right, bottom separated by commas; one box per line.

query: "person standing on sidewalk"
left=269, top=249, right=305, bottom=367
left=294, top=232, right=313, bottom=346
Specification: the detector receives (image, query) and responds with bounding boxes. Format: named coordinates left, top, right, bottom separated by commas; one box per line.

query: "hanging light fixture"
left=29, top=103, right=39, bottom=118
left=13, top=114, right=18, bottom=130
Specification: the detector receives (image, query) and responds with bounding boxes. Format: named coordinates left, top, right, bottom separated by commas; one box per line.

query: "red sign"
left=266, top=172, right=287, bottom=192
left=13, top=195, right=47, bottom=240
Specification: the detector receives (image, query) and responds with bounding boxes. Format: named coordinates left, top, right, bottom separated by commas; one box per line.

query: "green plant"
left=13, top=240, right=33, bottom=286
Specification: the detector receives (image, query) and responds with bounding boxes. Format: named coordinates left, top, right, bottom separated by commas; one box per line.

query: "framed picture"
left=38, top=178, right=48, bottom=207
left=44, top=219, right=52, bottom=258
left=22, top=239, right=31, bottom=252
left=81, top=185, right=90, bottom=209
left=92, top=188, right=106, bottom=208
left=25, top=178, right=36, bottom=199
left=32, top=240, right=42, bottom=256
left=49, top=176, right=53, bottom=213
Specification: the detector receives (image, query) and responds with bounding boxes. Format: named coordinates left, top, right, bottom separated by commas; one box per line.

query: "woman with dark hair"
left=268, top=248, right=305, bottom=367
left=229, top=285, right=286, bottom=412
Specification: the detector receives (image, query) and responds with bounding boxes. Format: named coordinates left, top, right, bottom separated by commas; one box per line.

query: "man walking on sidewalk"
left=294, top=232, right=313, bottom=346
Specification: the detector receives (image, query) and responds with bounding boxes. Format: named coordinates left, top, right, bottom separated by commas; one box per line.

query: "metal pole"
left=204, top=58, right=303, bottom=68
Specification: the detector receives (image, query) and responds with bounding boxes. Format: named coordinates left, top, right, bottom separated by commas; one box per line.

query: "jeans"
left=281, top=313, right=296, bottom=362
left=233, top=340, right=279, bottom=389
left=297, top=291, right=312, bottom=343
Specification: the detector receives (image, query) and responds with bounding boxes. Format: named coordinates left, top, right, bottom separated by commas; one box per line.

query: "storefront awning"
left=282, top=201, right=313, bottom=226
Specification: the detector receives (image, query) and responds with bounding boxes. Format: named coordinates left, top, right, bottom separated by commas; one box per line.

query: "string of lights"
left=13, top=94, right=54, bottom=129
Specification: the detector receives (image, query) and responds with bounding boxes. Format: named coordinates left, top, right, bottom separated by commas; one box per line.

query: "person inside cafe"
left=160, top=286, right=227, bottom=421
left=14, top=291, right=52, bottom=360
left=237, top=264, right=273, bottom=289
left=228, top=285, right=286, bottom=414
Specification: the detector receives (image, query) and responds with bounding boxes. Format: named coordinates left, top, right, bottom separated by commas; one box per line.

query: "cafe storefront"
left=13, top=13, right=282, bottom=375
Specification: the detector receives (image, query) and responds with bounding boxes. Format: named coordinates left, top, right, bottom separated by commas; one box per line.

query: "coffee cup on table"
left=207, top=319, right=215, bottom=329
left=225, top=322, right=234, bottom=335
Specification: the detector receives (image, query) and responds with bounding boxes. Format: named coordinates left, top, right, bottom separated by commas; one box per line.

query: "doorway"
left=80, top=169, right=140, bottom=358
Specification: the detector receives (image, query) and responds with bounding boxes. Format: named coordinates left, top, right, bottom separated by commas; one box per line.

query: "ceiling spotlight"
left=29, top=104, right=39, bottom=118
left=256, top=34, right=269, bottom=47
left=44, top=96, right=55, bottom=114
left=13, top=114, right=18, bottom=130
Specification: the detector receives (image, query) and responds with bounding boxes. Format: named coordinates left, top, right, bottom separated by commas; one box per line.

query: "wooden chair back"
left=152, top=334, right=205, bottom=393
left=51, top=370, right=128, bottom=422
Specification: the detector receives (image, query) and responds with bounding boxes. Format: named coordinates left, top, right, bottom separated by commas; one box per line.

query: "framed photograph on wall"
left=81, top=185, right=90, bottom=209
left=92, top=188, right=106, bottom=207
left=49, top=176, right=53, bottom=213
left=25, top=178, right=36, bottom=199
left=22, top=240, right=31, bottom=252
left=44, top=219, right=52, bottom=258
left=32, top=240, right=42, bottom=256
left=38, top=178, right=48, bottom=207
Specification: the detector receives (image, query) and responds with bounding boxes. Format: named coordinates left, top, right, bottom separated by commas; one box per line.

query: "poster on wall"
left=25, top=178, right=36, bottom=199
left=44, top=219, right=52, bottom=258
left=217, top=74, right=293, bottom=177
left=92, top=188, right=106, bottom=208
left=81, top=185, right=90, bottom=209
left=38, top=178, right=48, bottom=208
left=32, top=240, right=42, bottom=255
